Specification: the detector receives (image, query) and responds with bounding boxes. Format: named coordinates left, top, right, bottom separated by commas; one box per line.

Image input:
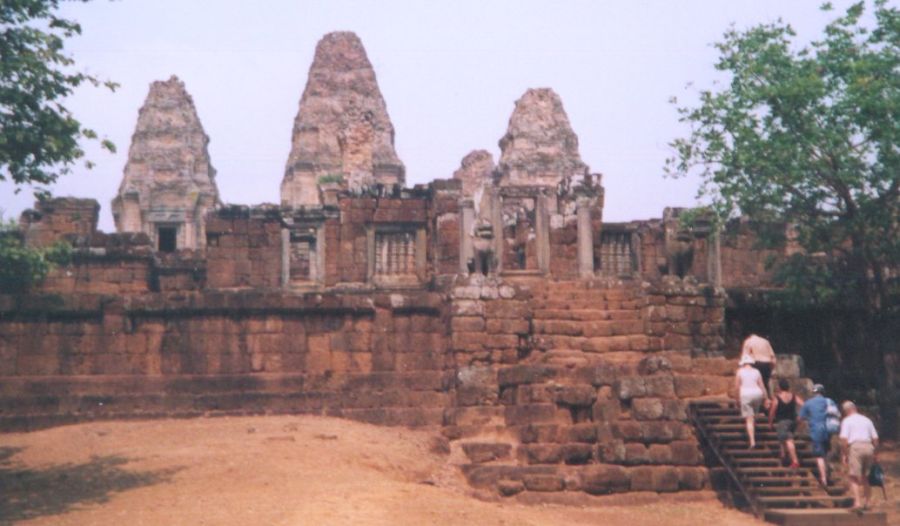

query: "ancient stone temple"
left=280, top=32, right=405, bottom=206
left=111, top=75, right=219, bottom=252
left=7, top=31, right=869, bottom=516
left=497, top=88, right=588, bottom=188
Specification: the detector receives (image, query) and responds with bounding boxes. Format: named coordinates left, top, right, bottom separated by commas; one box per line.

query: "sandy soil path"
left=1, top=415, right=775, bottom=525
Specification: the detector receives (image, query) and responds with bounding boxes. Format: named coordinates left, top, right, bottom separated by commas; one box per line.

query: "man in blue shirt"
left=799, top=384, right=832, bottom=486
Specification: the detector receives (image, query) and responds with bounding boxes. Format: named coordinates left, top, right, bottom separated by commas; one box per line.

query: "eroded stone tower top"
left=453, top=149, right=495, bottom=198
left=498, top=88, right=588, bottom=187
left=112, top=75, right=219, bottom=251
left=281, top=31, right=404, bottom=206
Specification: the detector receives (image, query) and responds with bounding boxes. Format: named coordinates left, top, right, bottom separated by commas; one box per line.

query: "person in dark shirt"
left=768, top=378, right=803, bottom=469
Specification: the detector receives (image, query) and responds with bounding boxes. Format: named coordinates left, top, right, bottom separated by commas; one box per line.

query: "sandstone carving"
left=497, top=88, right=588, bottom=187
left=111, top=75, right=219, bottom=251
left=453, top=150, right=495, bottom=198
left=281, top=32, right=404, bottom=206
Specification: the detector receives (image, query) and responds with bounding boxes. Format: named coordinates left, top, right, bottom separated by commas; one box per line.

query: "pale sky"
left=0, top=0, right=864, bottom=230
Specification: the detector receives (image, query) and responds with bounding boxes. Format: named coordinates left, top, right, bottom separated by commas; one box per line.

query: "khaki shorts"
left=848, top=442, right=875, bottom=478
left=740, top=393, right=764, bottom=418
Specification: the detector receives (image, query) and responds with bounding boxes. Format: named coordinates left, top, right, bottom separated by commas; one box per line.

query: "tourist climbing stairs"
left=689, top=400, right=886, bottom=525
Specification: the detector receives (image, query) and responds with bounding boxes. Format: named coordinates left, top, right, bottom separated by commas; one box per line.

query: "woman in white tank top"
left=735, top=355, right=768, bottom=448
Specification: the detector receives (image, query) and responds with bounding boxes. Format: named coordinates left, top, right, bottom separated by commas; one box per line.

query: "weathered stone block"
left=497, top=479, right=525, bottom=496
left=597, top=439, right=626, bottom=463
left=632, top=398, right=664, bottom=420
left=560, top=443, right=594, bottom=465
left=498, top=365, right=557, bottom=387
left=644, top=375, right=675, bottom=398
left=652, top=466, right=680, bottom=492
left=564, top=423, right=598, bottom=443
left=555, top=385, right=596, bottom=407
left=678, top=467, right=707, bottom=490
left=486, top=318, right=529, bottom=334
left=520, top=444, right=563, bottom=464
left=624, top=443, right=650, bottom=465
left=455, top=365, right=498, bottom=406
left=451, top=316, right=485, bottom=332
left=518, top=424, right=560, bottom=444
left=522, top=474, right=564, bottom=492
left=592, top=399, right=620, bottom=421
left=629, top=466, right=655, bottom=491
left=670, top=440, right=701, bottom=465
left=505, top=403, right=560, bottom=425
left=637, top=355, right=671, bottom=375
left=648, top=444, right=672, bottom=464
left=615, top=377, right=646, bottom=400
left=462, top=442, right=513, bottom=463
left=582, top=465, right=630, bottom=495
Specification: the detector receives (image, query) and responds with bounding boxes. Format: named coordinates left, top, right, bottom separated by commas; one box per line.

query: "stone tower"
left=452, top=149, right=495, bottom=198
left=112, top=76, right=219, bottom=252
left=281, top=32, right=404, bottom=206
left=497, top=88, right=588, bottom=187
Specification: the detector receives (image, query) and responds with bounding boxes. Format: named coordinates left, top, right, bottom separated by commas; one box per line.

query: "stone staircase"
left=689, top=400, right=886, bottom=525
left=529, top=280, right=650, bottom=365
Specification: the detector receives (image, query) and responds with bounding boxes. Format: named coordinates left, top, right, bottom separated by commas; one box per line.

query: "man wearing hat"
left=839, top=401, right=879, bottom=510
left=799, top=384, right=833, bottom=486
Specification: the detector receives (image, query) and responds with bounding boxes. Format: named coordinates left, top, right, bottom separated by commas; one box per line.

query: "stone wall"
left=444, top=276, right=734, bottom=497
left=0, top=290, right=450, bottom=428
left=19, top=198, right=100, bottom=248
left=205, top=206, right=283, bottom=289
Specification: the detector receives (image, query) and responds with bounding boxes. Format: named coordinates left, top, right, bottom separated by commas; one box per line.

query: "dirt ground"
left=0, top=414, right=882, bottom=526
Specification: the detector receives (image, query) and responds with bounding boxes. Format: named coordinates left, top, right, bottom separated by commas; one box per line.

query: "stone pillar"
left=707, top=228, right=722, bottom=288
left=536, top=194, right=550, bottom=274
left=460, top=200, right=475, bottom=274
left=315, top=224, right=326, bottom=285
left=281, top=228, right=291, bottom=287
left=577, top=199, right=594, bottom=279
left=489, top=190, right=503, bottom=273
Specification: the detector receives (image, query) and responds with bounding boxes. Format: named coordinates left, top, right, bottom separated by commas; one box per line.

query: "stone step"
left=757, top=495, right=852, bottom=507
left=532, top=319, right=645, bottom=337
left=532, top=309, right=642, bottom=321
left=763, top=508, right=886, bottom=526
left=533, top=335, right=654, bottom=353
left=537, top=300, right=641, bottom=311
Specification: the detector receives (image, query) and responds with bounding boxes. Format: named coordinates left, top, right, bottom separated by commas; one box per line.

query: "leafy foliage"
left=0, top=0, right=117, bottom=197
left=667, top=1, right=899, bottom=313
left=0, top=218, right=71, bottom=293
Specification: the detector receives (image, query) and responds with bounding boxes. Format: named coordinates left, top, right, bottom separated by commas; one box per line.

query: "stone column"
left=536, top=194, right=550, bottom=274
left=490, top=190, right=503, bottom=273
left=577, top=198, right=594, bottom=279
left=460, top=200, right=474, bottom=274
left=281, top=228, right=291, bottom=287
left=707, top=228, right=722, bottom=288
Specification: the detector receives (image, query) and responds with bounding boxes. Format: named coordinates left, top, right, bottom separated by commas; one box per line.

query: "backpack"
left=825, top=398, right=841, bottom=435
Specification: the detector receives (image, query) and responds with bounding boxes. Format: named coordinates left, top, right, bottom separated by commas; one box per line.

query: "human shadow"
left=0, top=449, right=180, bottom=524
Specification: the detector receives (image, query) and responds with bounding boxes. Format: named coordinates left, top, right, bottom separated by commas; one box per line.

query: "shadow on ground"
left=0, top=448, right=180, bottom=524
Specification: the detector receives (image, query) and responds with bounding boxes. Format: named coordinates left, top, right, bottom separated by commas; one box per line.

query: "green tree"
left=667, top=1, right=899, bottom=435
left=0, top=217, right=71, bottom=293
left=1, top=0, right=116, bottom=196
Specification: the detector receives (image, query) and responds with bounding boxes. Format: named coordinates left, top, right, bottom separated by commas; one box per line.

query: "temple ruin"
left=2, top=31, right=834, bottom=503
left=111, top=76, right=219, bottom=252
left=280, top=31, right=405, bottom=206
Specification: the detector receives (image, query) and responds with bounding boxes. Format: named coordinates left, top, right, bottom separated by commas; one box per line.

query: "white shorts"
left=740, top=392, right=764, bottom=418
